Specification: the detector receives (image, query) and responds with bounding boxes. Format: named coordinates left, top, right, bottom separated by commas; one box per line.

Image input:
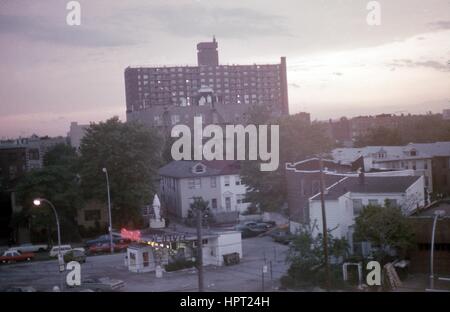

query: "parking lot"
left=0, top=236, right=289, bottom=292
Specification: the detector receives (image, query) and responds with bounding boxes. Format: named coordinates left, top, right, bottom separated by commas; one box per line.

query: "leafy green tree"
left=78, top=117, right=162, bottom=228
left=241, top=113, right=333, bottom=212
left=353, top=203, right=415, bottom=263
left=14, top=144, right=82, bottom=243
left=354, top=114, right=450, bottom=147
left=186, top=197, right=213, bottom=227
left=284, top=226, right=349, bottom=288
left=354, top=126, right=402, bottom=147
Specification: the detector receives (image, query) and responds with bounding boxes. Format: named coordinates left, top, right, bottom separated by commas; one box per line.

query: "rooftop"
left=310, top=175, right=422, bottom=201
left=332, top=141, right=450, bottom=163
left=158, top=160, right=240, bottom=179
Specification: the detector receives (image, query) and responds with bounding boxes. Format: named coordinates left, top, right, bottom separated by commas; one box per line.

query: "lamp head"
left=434, top=210, right=445, bottom=218
left=33, top=199, right=41, bottom=206
left=102, top=168, right=107, bottom=173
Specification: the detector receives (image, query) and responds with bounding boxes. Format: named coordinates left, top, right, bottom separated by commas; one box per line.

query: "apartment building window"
left=224, top=176, right=230, bottom=186
left=210, top=177, right=217, bottom=188
left=368, top=199, right=379, bottom=206
left=352, top=199, right=363, bottom=216
left=28, top=148, right=40, bottom=160
left=235, top=176, right=241, bottom=185
left=211, top=198, right=217, bottom=209
left=188, top=178, right=201, bottom=189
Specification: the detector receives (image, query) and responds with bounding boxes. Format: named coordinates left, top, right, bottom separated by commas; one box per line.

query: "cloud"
left=428, top=20, right=450, bottom=30
left=0, top=14, right=136, bottom=47
left=333, top=72, right=343, bottom=76
left=289, top=83, right=300, bottom=89
left=388, top=59, right=450, bottom=72
left=117, top=4, right=289, bottom=39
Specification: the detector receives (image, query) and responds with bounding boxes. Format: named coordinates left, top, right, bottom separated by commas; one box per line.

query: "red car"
left=0, top=249, right=35, bottom=264
left=88, top=240, right=129, bottom=254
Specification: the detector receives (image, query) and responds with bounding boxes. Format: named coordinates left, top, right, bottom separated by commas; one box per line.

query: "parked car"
left=85, top=234, right=123, bottom=247
left=2, top=286, right=36, bottom=292
left=10, top=243, right=48, bottom=253
left=88, top=240, right=129, bottom=254
left=241, top=227, right=266, bottom=239
left=64, top=249, right=87, bottom=263
left=81, top=277, right=125, bottom=291
left=269, top=230, right=295, bottom=245
left=0, top=249, right=35, bottom=264
left=49, top=245, right=85, bottom=257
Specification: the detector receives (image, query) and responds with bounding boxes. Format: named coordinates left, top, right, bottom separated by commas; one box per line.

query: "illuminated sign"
left=120, top=228, right=141, bottom=241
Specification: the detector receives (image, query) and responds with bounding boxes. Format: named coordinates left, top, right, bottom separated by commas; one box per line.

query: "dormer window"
left=410, top=149, right=417, bottom=156
left=193, top=163, right=206, bottom=174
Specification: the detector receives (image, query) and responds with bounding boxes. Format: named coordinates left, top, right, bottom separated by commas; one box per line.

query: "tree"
left=354, top=115, right=450, bottom=147
left=284, top=225, right=349, bottom=289
left=186, top=197, right=213, bottom=227
left=78, top=117, right=162, bottom=228
left=354, top=126, right=402, bottom=147
left=353, top=203, right=415, bottom=263
left=240, top=112, right=333, bottom=212
left=15, top=143, right=82, bottom=243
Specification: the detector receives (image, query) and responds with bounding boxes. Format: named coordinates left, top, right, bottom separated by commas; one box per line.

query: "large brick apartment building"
left=125, top=38, right=289, bottom=128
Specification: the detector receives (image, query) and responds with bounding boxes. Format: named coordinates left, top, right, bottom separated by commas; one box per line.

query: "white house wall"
left=309, top=184, right=425, bottom=240
left=162, top=173, right=250, bottom=219
left=219, top=174, right=250, bottom=214
left=201, top=232, right=242, bottom=266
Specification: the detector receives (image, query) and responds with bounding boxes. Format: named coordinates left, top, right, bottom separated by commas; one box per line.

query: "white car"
left=49, top=245, right=85, bottom=257
left=11, top=243, right=48, bottom=253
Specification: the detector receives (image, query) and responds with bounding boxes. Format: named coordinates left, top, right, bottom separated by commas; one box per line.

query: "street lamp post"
left=33, top=198, right=63, bottom=291
left=102, top=168, right=114, bottom=254
left=429, top=210, right=445, bottom=290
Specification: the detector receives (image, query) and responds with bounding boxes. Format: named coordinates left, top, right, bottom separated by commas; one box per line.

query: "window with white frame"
left=352, top=199, right=363, bottom=216
left=188, top=178, right=201, bottom=189
left=210, top=177, right=217, bottom=188
left=224, top=176, right=230, bottom=186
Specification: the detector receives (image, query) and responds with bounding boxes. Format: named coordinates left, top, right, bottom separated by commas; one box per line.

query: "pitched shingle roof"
left=158, top=160, right=240, bottom=178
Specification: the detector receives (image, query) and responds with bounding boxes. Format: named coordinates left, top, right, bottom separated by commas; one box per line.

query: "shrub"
left=164, top=259, right=196, bottom=272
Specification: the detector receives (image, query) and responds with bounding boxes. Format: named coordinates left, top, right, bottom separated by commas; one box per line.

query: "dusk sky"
left=0, top=0, right=449, bottom=138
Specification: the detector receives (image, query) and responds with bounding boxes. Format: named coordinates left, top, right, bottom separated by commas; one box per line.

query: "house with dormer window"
left=158, top=160, right=250, bottom=221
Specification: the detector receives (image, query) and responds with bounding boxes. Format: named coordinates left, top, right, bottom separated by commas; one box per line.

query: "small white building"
left=127, top=244, right=169, bottom=273
left=306, top=174, right=425, bottom=250
left=201, top=231, right=242, bottom=266
left=126, top=231, right=242, bottom=273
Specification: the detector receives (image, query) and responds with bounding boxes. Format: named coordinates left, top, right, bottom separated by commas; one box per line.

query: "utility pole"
left=195, top=200, right=204, bottom=292
left=319, top=157, right=331, bottom=290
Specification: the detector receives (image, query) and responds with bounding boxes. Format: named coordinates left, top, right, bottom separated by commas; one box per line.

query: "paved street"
left=0, top=236, right=289, bottom=292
